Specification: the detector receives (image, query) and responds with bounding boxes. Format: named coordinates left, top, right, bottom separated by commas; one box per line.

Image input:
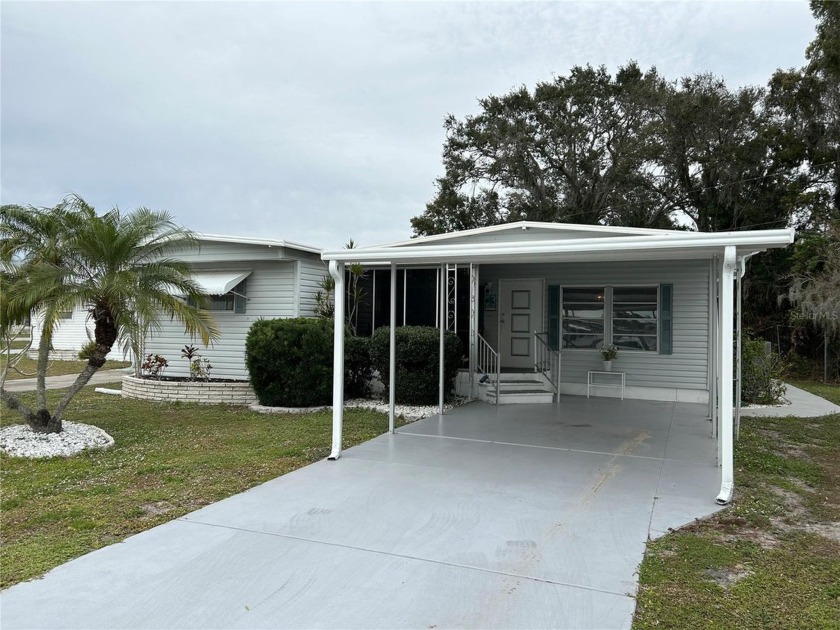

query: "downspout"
left=716, top=246, right=737, bottom=505
left=328, top=260, right=345, bottom=461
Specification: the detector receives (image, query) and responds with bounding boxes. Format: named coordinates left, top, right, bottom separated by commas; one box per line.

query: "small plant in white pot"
left=600, top=344, right=618, bottom=371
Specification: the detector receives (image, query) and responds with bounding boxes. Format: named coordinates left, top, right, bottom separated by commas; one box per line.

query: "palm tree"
left=1, top=196, right=219, bottom=433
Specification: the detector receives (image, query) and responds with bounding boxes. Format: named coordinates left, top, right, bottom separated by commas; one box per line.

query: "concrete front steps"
left=482, top=372, right=556, bottom=405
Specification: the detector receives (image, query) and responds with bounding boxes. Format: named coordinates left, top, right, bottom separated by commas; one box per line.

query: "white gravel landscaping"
left=741, top=398, right=792, bottom=410
left=344, top=397, right=469, bottom=422
left=250, top=397, right=470, bottom=422
left=0, top=421, right=114, bottom=459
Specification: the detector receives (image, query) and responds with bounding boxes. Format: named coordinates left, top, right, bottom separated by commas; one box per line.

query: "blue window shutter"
left=548, top=285, right=560, bottom=351
left=660, top=284, right=673, bottom=355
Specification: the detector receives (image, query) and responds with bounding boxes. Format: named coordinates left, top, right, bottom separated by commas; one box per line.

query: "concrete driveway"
left=2, top=397, right=722, bottom=629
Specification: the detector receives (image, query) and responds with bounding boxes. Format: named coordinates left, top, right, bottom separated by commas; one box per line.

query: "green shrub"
left=370, top=326, right=462, bottom=405
left=245, top=318, right=373, bottom=406
left=246, top=318, right=333, bottom=406
left=345, top=335, right=373, bottom=399
left=77, top=340, right=97, bottom=361
left=741, top=336, right=787, bottom=405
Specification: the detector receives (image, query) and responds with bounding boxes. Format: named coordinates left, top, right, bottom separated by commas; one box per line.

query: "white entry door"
left=499, top=279, right=544, bottom=369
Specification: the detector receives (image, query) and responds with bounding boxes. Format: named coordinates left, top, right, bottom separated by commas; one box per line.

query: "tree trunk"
left=1, top=389, right=34, bottom=426
left=52, top=314, right=117, bottom=424
left=35, top=324, right=51, bottom=405
left=27, top=321, right=56, bottom=433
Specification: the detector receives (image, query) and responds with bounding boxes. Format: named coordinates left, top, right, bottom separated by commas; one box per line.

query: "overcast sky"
left=1, top=1, right=816, bottom=249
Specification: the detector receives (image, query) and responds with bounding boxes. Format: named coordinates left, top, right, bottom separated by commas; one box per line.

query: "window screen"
left=561, top=287, right=605, bottom=349
left=189, top=280, right=247, bottom=313
left=612, top=286, right=658, bottom=352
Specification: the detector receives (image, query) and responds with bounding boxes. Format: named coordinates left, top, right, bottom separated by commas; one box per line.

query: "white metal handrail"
left=535, top=331, right=560, bottom=403
left=477, top=333, right=500, bottom=406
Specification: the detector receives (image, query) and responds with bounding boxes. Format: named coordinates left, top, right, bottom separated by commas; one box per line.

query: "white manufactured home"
left=30, top=235, right=326, bottom=379
left=140, top=235, right=325, bottom=380
left=321, top=221, right=795, bottom=504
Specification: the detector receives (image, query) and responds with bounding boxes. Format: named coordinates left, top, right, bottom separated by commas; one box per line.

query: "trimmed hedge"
left=245, top=318, right=373, bottom=407
left=345, top=334, right=373, bottom=399
left=370, top=326, right=462, bottom=405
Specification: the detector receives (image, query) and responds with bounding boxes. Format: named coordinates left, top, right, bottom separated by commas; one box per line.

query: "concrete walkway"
left=2, top=369, right=129, bottom=392
left=740, top=382, right=840, bottom=418
left=1, top=397, right=723, bottom=629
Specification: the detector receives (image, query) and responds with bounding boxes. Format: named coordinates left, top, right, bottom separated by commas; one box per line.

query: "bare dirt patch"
left=140, top=501, right=176, bottom=518
left=703, top=564, right=753, bottom=588
left=720, top=529, right=782, bottom=549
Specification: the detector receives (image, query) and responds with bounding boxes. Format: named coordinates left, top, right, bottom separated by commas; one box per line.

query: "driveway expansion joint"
left=395, top=430, right=708, bottom=464
left=176, top=516, right=634, bottom=600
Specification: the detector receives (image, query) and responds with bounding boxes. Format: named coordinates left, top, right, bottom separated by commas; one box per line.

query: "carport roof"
left=321, top=221, right=795, bottom=265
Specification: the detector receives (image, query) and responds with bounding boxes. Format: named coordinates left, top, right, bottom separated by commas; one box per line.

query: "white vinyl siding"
left=30, top=308, right=101, bottom=358
left=298, top=258, right=329, bottom=317
left=481, top=259, right=709, bottom=391
left=144, top=260, right=297, bottom=379
left=29, top=240, right=323, bottom=374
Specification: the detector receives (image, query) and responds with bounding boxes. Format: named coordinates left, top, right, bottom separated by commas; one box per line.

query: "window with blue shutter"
left=547, top=285, right=560, bottom=350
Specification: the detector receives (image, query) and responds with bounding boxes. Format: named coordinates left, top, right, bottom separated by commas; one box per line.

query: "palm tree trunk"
left=52, top=343, right=111, bottom=425
left=53, top=310, right=117, bottom=426
left=25, top=325, right=55, bottom=433
left=0, top=389, right=34, bottom=422
left=35, top=326, right=50, bottom=413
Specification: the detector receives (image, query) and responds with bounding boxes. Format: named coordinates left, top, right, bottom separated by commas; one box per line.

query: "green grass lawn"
left=1, top=356, right=132, bottom=380
left=0, top=384, right=396, bottom=588
left=634, top=381, right=840, bottom=629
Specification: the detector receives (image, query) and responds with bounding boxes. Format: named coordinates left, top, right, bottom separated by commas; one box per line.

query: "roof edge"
left=197, top=233, right=322, bottom=254
left=323, top=228, right=795, bottom=263
left=364, top=221, right=688, bottom=249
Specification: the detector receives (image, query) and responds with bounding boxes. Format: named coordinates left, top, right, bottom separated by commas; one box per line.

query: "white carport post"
left=388, top=263, right=397, bottom=433
left=328, top=261, right=345, bottom=461
left=439, top=262, right=445, bottom=416
left=469, top=263, right=479, bottom=400
left=716, top=246, right=737, bottom=504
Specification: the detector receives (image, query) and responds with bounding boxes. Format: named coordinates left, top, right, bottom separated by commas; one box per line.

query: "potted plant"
left=600, top=344, right=618, bottom=372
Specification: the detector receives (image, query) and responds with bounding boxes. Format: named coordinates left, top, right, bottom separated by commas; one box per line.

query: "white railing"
left=535, top=331, right=560, bottom=403
left=477, top=333, right=500, bottom=406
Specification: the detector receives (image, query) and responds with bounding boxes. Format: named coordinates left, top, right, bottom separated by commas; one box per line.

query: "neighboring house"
left=29, top=234, right=326, bottom=379
left=28, top=308, right=97, bottom=361
left=321, top=220, right=795, bottom=505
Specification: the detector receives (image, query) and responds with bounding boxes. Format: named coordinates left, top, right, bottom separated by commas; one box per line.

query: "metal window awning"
left=170, top=270, right=252, bottom=296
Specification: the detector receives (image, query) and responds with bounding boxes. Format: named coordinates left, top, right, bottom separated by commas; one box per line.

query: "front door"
left=499, top=279, right=544, bottom=369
